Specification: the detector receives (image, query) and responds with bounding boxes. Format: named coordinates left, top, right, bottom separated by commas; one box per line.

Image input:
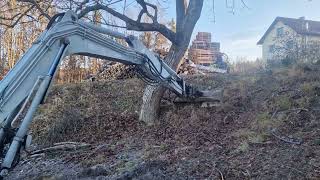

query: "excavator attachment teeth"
left=177, top=87, right=223, bottom=104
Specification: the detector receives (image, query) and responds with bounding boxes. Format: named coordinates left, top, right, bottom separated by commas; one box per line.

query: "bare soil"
left=6, top=64, right=320, bottom=180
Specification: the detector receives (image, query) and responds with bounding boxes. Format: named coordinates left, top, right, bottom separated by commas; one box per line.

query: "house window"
left=277, top=27, right=284, bottom=37
left=287, top=40, right=294, bottom=49
left=269, top=45, right=275, bottom=53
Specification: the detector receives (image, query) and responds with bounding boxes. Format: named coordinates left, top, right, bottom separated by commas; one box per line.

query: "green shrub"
left=275, top=96, right=292, bottom=111
left=301, top=82, right=314, bottom=94
left=237, top=141, right=249, bottom=153
left=254, top=112, right=273, bottom=131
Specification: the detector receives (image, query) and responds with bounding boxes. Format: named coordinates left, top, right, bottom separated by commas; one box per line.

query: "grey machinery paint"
left=0, top=11, right=202, bottom=173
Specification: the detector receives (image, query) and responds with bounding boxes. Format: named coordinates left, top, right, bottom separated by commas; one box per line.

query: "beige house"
left=257, top=17, right=320, bottom=61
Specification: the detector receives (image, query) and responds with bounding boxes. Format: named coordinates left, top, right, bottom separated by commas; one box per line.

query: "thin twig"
left=215, top=167, right=225, bottom=180
left=31, top=142, right=91, bottom=155
left=82, top=144, right=109, bottom=160
left=270, top=129, right=302, bottom=145
left=276, top=108, right=309, bottom=114
left=240, top=0, right=251, bottom=10
left=274, top=161, right=305, bottom=175
left=271, top=109, right=278, bottom=119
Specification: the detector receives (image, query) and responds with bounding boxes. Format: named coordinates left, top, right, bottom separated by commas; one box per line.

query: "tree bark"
left=139, top=0, right=204, bottom=125
left=139, top=45, right=188, bottom=125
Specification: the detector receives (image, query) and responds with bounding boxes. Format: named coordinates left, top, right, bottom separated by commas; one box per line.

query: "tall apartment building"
left=189, top=32, right=221, bottom=65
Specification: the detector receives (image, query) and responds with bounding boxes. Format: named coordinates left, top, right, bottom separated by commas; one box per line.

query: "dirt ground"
left=6, top=64, right=320, bottom=180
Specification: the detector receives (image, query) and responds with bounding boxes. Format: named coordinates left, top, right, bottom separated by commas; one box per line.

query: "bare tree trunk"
left=139, top=45, right=187, bottom=125
left=139, top=85, right=165, bottom=125
left=138, top=0, right=203, bottom=125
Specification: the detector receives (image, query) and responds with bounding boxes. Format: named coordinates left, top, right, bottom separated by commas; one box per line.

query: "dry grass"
left=230, top=59, right=266, bottom=74
left=17, top=63, right=320, bottom=179
left=31, top=79, right=145, bottom=146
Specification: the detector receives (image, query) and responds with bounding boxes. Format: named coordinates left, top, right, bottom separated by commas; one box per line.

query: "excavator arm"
left=0, top=11, right=191, bottom=124
left=0, top=11, right=202, bottom=173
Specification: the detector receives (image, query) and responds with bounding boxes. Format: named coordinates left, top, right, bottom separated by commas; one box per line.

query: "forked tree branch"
left=78, top=3, right=176, bottom=43
left=136, top=0, right=158, bottom=23
left=176, top=0, right=204, bottom=45
left=0, top=0, right=203, bottom=47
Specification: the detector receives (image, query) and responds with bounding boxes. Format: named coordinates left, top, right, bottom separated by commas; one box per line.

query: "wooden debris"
left=31, top=142, right=91, bottom=155
left=191, top=64, right=227, bottom=73
left=178, top=60, right=197, bottom=75
left=270, top=129, right=302, bottom=145
left=178, top=59, right=228, bottom=75
left=201, top=102, right=220, bottom=107
left=90, top=63, right=137, bottom=81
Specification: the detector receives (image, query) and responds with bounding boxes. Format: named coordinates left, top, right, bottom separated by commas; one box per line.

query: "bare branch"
left=83, top=15, right=127, bottom=29
left=145, top=2, right=158, bottom=21
left=0, top=5, right=35, bottom=28
left=136, top=0, right=158, bottom=23
left=75, top=0, right=90, bottom=12
left=240, top=0, right=250, bottom=9
left=17, top=0, right=51, bottom=20
left=0, top=13, right=22, bottom=21
left=137, top=10, right=145, bottom=23
left=78, top=3, right=176, bottom=43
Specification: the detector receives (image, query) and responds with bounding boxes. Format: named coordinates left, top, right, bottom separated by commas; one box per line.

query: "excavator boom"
left=0, top=11, right=203, bottom=174
left=0, top=11, right=187, bottom=124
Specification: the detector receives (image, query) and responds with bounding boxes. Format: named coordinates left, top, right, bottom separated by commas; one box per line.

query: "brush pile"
left=177, top=60, right=197, bottom=75
left=94, top=63, right=137, bottom=81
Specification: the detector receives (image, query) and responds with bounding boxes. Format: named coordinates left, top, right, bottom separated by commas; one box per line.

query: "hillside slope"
left=7, top=64, right=320, bottom=179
